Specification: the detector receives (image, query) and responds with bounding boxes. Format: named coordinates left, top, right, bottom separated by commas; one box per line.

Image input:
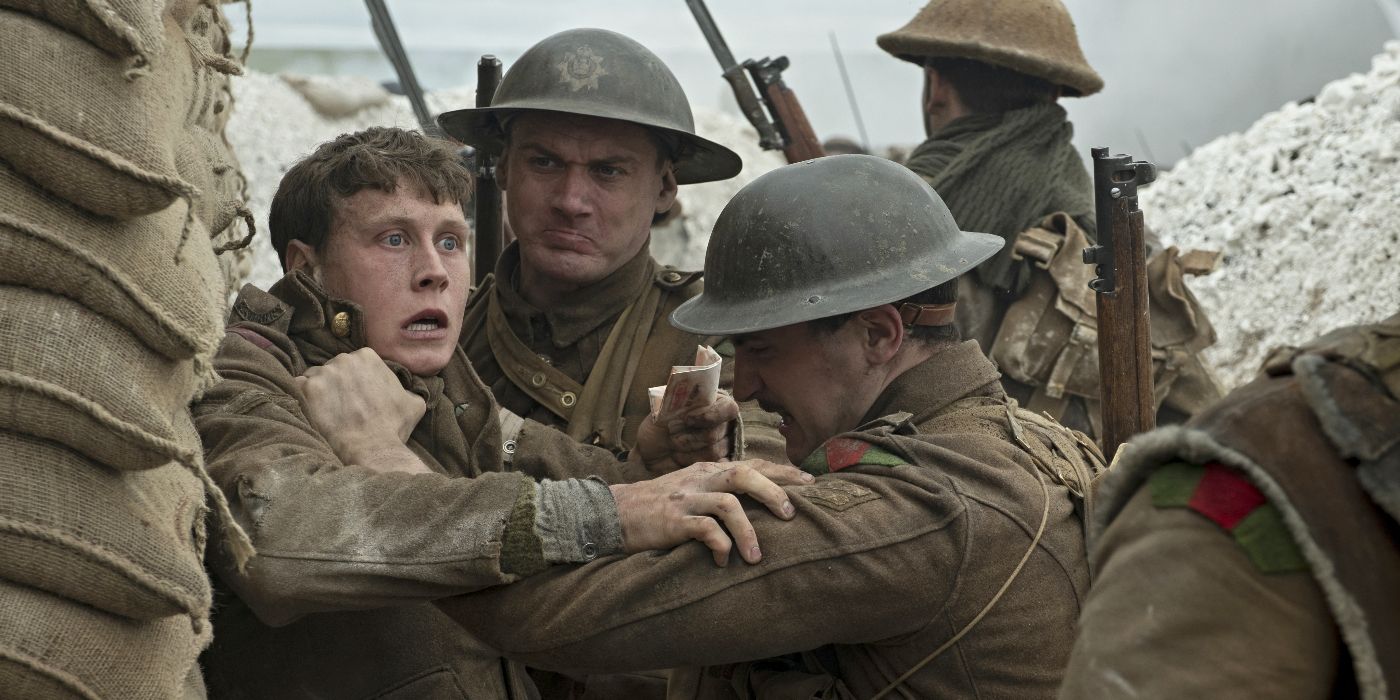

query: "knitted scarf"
left=905, top=102, right=1093, bottom=295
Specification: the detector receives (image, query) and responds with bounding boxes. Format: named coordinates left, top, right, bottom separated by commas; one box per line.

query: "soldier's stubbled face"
left=286, top=182, right=471, bottom=376
left=731, top=313, right=901, bottom=464
left=499, top=113, right=678, bottom=301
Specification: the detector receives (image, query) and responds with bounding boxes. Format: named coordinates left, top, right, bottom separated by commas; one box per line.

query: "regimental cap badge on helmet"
left=671, top=155, right=1004, bottom=337
left=556, top=45, right=607, bottom=91
left=876, top=0, right=1103, bottom=97
left=437, top=28, right=742, bottom=184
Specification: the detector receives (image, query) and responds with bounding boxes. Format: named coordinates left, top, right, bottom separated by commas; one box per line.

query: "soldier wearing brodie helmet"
left=878, top=0, right=1222, bottom=438
left=437, top=28, right=786, bottom=469
left=436, top=155, right=1105, bottom=699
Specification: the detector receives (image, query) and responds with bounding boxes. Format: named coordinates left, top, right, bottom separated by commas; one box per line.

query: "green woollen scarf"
left=904, top=102, right=1094, bottom=296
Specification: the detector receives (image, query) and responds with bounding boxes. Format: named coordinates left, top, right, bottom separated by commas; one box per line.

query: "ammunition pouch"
left=989, top=212, right=1225, bottom=431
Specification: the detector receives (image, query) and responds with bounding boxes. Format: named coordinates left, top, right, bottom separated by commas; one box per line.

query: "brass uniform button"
left=331, top=311, right=351, bottom=338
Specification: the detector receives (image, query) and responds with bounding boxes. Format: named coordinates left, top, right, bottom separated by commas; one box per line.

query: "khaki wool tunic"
left=438, top=342, right=1098, bottom=699
left=1061, top=312, right=1400, bottom=699
left=196, top=273, right=645, bottom=700
left=461, top=241, right=786, bottom=463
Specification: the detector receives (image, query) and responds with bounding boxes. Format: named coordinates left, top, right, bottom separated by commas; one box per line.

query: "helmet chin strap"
left=898, top=302, right=956, bottom=328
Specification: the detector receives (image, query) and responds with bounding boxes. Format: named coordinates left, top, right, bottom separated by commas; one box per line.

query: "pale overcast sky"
left=228, top=1, right=1398, bottom=164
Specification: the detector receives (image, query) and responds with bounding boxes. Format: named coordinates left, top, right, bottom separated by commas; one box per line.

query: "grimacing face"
left=500, top=112, right=678, bottom=297
left=288, top=183, right=470, bottom=376
left=731, top=320, right=884, bottom=464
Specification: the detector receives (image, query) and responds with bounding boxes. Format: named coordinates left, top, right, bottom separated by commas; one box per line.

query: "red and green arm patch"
left=800, top=437, right=907, bottom=476
left=1149, top=461, right=1308, bottom=574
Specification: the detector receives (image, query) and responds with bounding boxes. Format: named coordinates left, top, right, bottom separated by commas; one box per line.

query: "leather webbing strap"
left=565, top=280, right=662, bottom=447
left=484, top=279, right=663, bottom=450
left=897, top=302, right=956, bottom=327
left=485, top=285, right=585, bottom=423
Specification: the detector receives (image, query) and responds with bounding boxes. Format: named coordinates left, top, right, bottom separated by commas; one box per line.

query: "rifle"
left=473, top=56, right=505, bottom=285
left=828, top=31, right=869, bottom=153
left=685, top=0, right=824, bottom=162
left=364, top=0, right=439, bottom=137
left=1083, top=147, right=1157, bottom=461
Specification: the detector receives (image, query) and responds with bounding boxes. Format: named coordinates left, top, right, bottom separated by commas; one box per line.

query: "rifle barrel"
left=828, top=32, right=870, bottom=152
left=685, top=0, right=741, bottom=71
left=683, top=0, right=784, bottom=151
left=473, top=55, right=505, bottom=285
left=364, top=0, right=437, bottom=136
left=1087, top=147, right=1157, bottom=460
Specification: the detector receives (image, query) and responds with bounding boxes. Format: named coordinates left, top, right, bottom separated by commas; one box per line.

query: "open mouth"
left=404, top=310, right=448, bottom=333
left=760, top=400, right=794, bottom=432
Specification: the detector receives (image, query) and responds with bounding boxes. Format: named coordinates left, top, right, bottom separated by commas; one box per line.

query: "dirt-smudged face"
left=500, top=112, right=677, bottom=304
left=296, top=184, right=470, bottom=376
left=731, top=321, right=881, bottom=464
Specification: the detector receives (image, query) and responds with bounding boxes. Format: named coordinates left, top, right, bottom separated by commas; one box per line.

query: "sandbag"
left=0, top=429, right=211, bottom=621
left=0, top=285, right=207, bottom=471
left=0, top=8, right=200, bottom=219
left=0, top=0, right=164, bottom=65
left=0, top=577, right=208, bottom=699
left=0, top=161, right=226, bottom=367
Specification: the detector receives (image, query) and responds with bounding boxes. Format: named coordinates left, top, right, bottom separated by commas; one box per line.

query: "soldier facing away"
left=438, top=28, right=785, bottom=463
left=433, top=155, right=1106, bottom=699
left=195, top=126, right=808, bottom=699
left=1061, top=311, right=1400, bottom=699
left=877, top=0, right=1221, bottom=435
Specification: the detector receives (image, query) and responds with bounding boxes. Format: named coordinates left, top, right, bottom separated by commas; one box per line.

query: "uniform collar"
left=493, top=239, right=656, bottom=348
left=261, top=270, right=445, bottom=399
left=859, top=340, right=1005, bottom=426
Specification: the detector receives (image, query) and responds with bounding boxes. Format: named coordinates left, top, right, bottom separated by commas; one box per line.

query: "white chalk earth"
left=1143, top=41, right=1400, bottom=388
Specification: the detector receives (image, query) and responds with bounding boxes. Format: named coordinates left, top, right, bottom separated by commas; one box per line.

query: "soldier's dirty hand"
left=608, top=459, right=813, bottom=566
left=294, top=348, right=428, bottom=473
left=635, top=392, right=739, bottom=474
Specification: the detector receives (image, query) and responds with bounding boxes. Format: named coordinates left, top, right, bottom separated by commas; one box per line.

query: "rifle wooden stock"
left=473, top=55, right=504, bottom=286
left=747, top=57, right=825, bottom=163
left=761, top=80, right=824, bottom=163
left=1086, top=147, right=1157, bottom=461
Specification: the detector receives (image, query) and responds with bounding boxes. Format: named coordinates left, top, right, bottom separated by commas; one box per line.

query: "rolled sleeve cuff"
left=534, top=477, right=623, bottom=564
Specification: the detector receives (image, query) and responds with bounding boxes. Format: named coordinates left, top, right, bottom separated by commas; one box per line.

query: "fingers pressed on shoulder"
left=748, top=459, right=815, bottom=486
left=683, top=515, right=733, bottom=567
left=715, top=464, right=796, bottom=520
left=687, top=492, right=762, bottom=564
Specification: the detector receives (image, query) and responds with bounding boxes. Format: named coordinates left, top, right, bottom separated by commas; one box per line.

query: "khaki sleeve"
left=195, top=335, right=616, bottom=627
left=503, top=410, right=652, bottom=484
left=1059, top=486, right=1339, bottom=699
left=436, top=469, right=964, bottom=674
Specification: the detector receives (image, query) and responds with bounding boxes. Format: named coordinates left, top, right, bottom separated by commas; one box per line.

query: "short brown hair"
left=925, top=57, right=1058, bottom=115
left=269, top=127, right=472, bottom=269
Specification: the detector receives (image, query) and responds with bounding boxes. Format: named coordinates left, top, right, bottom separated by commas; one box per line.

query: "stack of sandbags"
left=0, top=1, right=253, bottom=696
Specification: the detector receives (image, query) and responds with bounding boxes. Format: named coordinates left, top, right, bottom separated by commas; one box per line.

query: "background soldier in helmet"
left=878, top=0, right=1222, bottom=435
left=195, top=126, right=809, bottom=699
left=1061, top=311, right=1400, bottom=699
left=438, top=28, right=785, bottom=468
left=432, top=155, right=1105, bottom=699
